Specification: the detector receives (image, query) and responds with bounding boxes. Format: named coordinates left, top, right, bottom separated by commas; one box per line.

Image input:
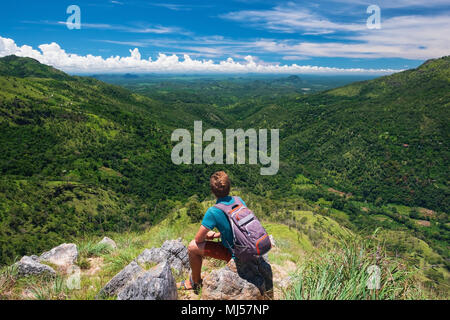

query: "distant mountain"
left=274, top=75, right=305, bottom=84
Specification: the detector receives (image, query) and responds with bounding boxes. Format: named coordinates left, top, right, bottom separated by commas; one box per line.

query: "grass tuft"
left=283, top=236, right=425, bottom=300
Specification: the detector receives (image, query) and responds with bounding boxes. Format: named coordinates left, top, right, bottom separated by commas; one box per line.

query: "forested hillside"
left=0, top=56, right=285, bottom=263
left=264, top=56, right=450, bottom=212
left=0, top=55, right=448, bottom=295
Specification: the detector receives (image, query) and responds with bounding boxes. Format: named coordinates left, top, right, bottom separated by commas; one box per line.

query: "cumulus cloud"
left=0, top=35, right=399, bottom=74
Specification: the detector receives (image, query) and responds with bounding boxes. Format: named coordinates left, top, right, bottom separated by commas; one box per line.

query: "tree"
left=186, top=195, right=203, bottom=223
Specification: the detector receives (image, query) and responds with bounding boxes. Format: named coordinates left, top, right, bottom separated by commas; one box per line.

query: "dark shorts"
left=203, top=241, right=232, bottom=262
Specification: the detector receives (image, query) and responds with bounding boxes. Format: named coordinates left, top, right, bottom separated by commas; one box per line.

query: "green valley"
left=0, top=55, right=448, bottom=299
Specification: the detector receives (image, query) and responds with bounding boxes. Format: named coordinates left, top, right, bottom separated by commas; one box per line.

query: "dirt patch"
left=83, top=257, right=104, bottom=276
left=178, top=286, right=201, bottom=300
left=419, top=208, right=436, bottom=218
left=328, top=188, right=352, bottom=198
left=21, top=289, right=35, bottom=300
left=416, top=220, right=431, bottom=227
left=177, top=271, right=208, bottom=300
left=272, top=260, right=297, bottom=299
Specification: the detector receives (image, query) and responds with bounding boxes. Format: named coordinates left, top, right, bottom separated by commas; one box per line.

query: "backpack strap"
left=213, top=203, right=232, bottom=214
left=212, top=197, right=247, bottom=253
left=213, top=196, right=244, bottom=215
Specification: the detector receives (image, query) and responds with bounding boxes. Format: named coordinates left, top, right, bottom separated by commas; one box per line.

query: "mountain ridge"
left=0, top=55, right=70, bottom=80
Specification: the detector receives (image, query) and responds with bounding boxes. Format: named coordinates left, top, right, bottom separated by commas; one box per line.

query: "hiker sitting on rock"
left=177, top=170, right=271, bottom=292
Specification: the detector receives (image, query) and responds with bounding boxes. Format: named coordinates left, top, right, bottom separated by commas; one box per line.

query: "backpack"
left=214, top=196, right=271, bottom=261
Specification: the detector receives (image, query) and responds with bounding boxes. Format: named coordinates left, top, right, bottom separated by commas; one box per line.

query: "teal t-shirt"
left=201, top=196, right=246, bottom=254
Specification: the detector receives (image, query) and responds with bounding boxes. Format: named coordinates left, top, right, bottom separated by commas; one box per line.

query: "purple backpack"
left=214, top=196, right=272, bottom=261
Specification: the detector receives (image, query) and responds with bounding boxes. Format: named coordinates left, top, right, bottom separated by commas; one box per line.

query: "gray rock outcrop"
left=39, top=243, right=78, bottom=267
left=117, top=262, right=177, bottom=300
left=202, top=256, right=273, bottom=300
left=136, top=239, right=189, bottom=275
left=98, top=261, right=144, bottom=297
left=15, top=255, right=56, bottom=277
left=98, top=237, right=117, bottom=250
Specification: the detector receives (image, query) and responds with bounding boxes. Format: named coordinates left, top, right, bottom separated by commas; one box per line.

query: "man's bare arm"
left=195, top=226, right=221, bottom=243
left=194, top=225, right=210, bottom=243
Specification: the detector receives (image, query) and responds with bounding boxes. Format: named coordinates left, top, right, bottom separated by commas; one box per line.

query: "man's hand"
left=205, top=231, right=220, bottom=240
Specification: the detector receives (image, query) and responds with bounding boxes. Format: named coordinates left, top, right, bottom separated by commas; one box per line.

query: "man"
left=177, top=171, right=246, bottom=292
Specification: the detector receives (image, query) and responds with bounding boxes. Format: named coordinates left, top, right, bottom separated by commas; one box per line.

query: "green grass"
left=284, top=236, right=425, bottom=300
left=0, top=263, right=19, bottom=299
left=78, top=241, right=114, bottom=259
left=29, top=276, right=68, bottom=300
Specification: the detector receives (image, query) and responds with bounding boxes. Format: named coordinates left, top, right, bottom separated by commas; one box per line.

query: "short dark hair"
left=210, top=171, right=230, bottom=198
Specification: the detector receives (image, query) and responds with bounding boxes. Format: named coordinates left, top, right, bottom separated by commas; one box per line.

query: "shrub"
left=186, top=195, right=203, bottom=223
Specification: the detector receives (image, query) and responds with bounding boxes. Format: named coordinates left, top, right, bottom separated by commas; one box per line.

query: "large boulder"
left=39, top=243, right=78, bottom=268
left=98, top=261, right=144, bottom=298
left=117, top=262, right=177, bottom=300
left=136, top=239, right=189, bottom=275
left=202, top=257, right=273, bottom=300
left=98, top=237, right=117, bottom=250
left=136, top=248, right=166, bottom=265
left=15, top=255, right=56, bottom=277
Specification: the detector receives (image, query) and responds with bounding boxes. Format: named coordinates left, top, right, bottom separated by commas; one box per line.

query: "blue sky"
left=0, top=0, right=449, bottom=74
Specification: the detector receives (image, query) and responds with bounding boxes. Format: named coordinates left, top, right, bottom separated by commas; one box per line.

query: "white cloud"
left=221, top=4, right=364, bottom=34
left=221, top=4, right=450, bottom=60
left=22, top=20, right=187, bottom=35
left=0, top=35, right=399, bottom=74
left=330, top=0, right=450, bottom=9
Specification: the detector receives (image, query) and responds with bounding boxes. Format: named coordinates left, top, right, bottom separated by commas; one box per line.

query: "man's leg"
left=187, top=240, right=206, bottom=285
left=187, top=240, right=232, bottom=285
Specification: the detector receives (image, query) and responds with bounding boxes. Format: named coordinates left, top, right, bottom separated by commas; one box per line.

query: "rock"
left=15, top=256, right=56, bottom=277
left=117, top=262, right=177, bottom=300
left=161, top=239, right=190, bottom=269
left=39, top=243, right=78, bottom=267
left=136, top=239, right=189, bottom=275
left=136, top=248, right=166, bottom=265
left=277, top=276, right=292, bottom=290
left=98, top=261, right=144, bottom=298
left=202, top=257, right=273, bottom=300
left=98, top=237, right=117, bottom=250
